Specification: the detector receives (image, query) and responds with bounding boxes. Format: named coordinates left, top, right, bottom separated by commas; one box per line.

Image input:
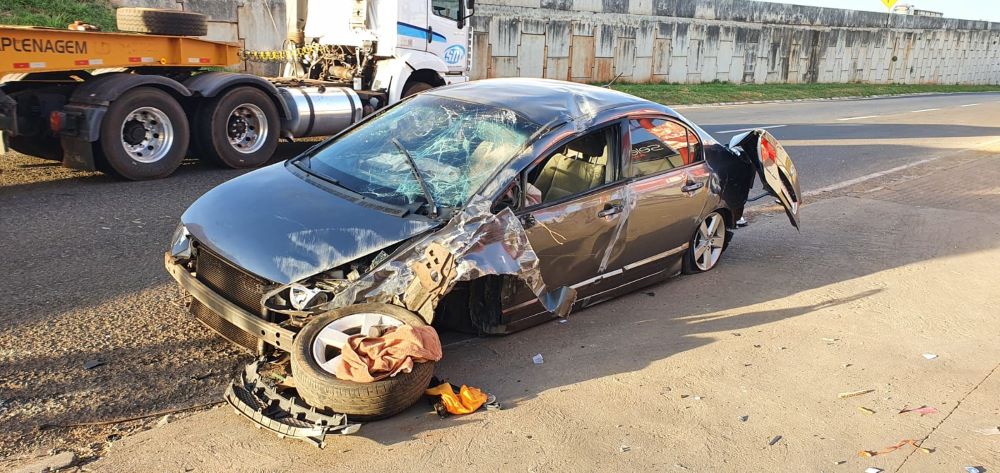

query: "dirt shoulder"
left=66, top=150, right=1000, bottom=471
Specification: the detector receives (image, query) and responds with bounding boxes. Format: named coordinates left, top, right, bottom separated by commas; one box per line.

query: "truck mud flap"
left=225, top=360, right=361, bottom=448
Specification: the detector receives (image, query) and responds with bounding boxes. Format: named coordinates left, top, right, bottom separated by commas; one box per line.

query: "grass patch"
left=0, top=0, right=115, bottom=32
left=613, top=82, right=1000, bottom=106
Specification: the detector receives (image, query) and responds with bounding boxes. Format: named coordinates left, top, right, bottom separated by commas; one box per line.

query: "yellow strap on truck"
left=0, top=26, right=240, bottom=75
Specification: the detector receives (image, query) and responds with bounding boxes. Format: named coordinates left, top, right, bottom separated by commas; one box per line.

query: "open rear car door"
left=730, top=130, right=801, bottom=228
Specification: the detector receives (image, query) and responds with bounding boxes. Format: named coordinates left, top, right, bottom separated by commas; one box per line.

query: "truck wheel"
left=290, top=303, right=436, bottom=421
left=98, top=87, right=188, bottom=180
left=402, top=81, right=434, bottom=98
left=193, top=87, right=279, bottom=169
left=116, top=8, right=208, bottom=36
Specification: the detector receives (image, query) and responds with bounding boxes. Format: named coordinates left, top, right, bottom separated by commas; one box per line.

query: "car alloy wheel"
left=693, top=211, right=726, bottom=271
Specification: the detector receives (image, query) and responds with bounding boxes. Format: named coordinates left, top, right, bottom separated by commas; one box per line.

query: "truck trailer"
left=0, top=0, right=474, bottom=180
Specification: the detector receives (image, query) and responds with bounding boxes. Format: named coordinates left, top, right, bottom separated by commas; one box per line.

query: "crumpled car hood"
left=181, top=163, right=437, bottom=284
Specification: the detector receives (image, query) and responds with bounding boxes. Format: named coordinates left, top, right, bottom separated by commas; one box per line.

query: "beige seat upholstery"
left=534, top=132, right=608, bottom=202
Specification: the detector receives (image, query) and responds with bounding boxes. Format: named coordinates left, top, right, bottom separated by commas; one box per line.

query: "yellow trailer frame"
left=0, top=26, right=240, bottom=75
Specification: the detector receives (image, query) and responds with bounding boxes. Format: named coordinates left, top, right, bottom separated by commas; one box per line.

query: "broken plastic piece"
left=768, top=435, right=782, bottom=446
left=858, top=406, right=876, bottom=415
left=425, top=382, right=489, bottom=415
left=865, top=468, right=882, bottom=473
left=837, top=389, right=875, bottom=399
left=225, top=360, right=359, bottom=448
left=532, top=353, right=544, bottom=364
left=965, top=467, right=983, bottom=473
left=898, top=405, right=937, bottom=416
left=83, top=359, right=106, bottom=370
left=922, top=353, right=938, bottom=360
left=858, top=439, right=932, bottom=457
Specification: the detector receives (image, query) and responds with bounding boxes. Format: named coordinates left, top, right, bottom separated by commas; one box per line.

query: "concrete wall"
left=471, top=0, right=1000, bottom=84
left=112, top=0, right=287, bottom=76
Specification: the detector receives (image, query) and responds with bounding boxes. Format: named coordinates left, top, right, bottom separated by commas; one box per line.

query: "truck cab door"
left=396, top=0, right=430, bottom=52
left=427, top=0, right=469, bottom=73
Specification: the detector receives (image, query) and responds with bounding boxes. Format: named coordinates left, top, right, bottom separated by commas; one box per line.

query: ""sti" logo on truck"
left=0, top=37, right=88, bottom=54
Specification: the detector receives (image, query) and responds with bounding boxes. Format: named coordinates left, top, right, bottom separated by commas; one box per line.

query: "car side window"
left=626, top=118, right=703, bottom=178
left=525, top=126, right=616, bottom=206
left=432, top=0, right=461, bottom=20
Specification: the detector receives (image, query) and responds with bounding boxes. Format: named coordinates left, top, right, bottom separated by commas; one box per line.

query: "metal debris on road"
left=833, top=460, right=846, bottom=465
left=837, top=389, right=875, bottom=399
left=922, top=353, right=938, bottom=360
left=768, top=435, right=782, bottom=446
left=619, top=445, right=631, bottom=453
left=898, top=405, right=938, bottom=416
left=558, top=319, right=568, bottom=324
left=965, top=467, right=983, bottom=473
left=858, top=439, right=932, bottom=457
left=739, top=415, right=749, bottom=422
left=858, top=406, right=876, bottom=415
left=532, top=354, right=544, bottom=365
left=83, top=359, right=106, bottom=370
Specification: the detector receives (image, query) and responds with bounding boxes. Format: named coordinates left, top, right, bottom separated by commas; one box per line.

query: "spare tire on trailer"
left=116, top=8, right=208, bottom=36
left=290, top=304, right=436, bottom=421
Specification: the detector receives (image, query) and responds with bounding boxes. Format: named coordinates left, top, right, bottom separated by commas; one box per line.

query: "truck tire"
left=402, top=81, right=434, bottom=98
left=290, top=304, right=436, bottom=421
left=116, top=8, right=208, bottom=36
left=192, top=87, right=279, bottom=169
left=98, top=87, right=189, bottom=180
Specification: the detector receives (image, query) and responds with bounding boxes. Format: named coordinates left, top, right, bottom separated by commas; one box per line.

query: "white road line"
left=836, top=115, right=880, bottom=121
left=961, top=103, right=980, bottom=107
left=714, top=125, right=787, bottom=134
left=805, top=136, right=1000, bottom=197
left=910, top=108, right=940, bottom=113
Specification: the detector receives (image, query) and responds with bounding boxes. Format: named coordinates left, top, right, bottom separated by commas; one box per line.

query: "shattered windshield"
left=300, top=94, right=541, bottom=210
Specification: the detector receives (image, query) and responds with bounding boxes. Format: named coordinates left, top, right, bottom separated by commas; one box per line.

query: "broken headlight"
left=288, top=283, right=328, bottom=310
left=170, top=223, right=192, bottom=258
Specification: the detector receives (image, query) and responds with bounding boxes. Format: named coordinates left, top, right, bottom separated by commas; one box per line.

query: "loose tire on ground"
left=402, top=81, right=434, bottom=98
left=192, top=87, right=279, bottom=169
left=682, top=210, right=728, bottom=274
left=98, top=87, right=189, bottom=180
left=116, top=8, right=208, bottom=36
left=290, top=303, right=435, bottom=421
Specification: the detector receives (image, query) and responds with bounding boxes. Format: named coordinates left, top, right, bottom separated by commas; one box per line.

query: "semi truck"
left=0, top=0, right=474, bottom=180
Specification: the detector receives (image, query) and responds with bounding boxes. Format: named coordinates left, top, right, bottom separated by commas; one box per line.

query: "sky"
left=767, top=0, right=1000, bottom=22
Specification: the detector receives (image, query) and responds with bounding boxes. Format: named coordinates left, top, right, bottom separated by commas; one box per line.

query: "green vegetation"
left=612, top=81, right=1000, bottom=105
left=0, top=0, right=116, bottom=32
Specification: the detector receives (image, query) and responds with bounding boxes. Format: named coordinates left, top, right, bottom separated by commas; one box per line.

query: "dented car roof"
left=426, top=78, right=655, bottom=126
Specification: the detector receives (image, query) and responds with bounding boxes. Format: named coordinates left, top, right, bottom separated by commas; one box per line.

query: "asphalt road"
left=1, top=92, right=999, bottom=469
left=683, top=92, right=1000, bottom=191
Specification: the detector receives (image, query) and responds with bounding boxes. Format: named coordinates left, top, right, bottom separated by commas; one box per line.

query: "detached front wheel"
left=290, top=303, right=435, bottom=420
left=98, top=87, right=188, bottom=180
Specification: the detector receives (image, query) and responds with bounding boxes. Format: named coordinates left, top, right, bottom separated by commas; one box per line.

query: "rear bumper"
left=164, top=252, right=295, bottom=351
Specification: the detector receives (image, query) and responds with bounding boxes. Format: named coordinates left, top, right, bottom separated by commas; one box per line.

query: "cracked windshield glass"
left=301, top=94, right=541, bottom=210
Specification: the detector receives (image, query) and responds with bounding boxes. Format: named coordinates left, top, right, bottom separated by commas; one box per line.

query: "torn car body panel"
left=729, top=130, right=802, bottom=228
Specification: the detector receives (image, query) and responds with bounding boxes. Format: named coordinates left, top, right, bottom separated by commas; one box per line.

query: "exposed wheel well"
left=404, top=69, right=446, bottom=89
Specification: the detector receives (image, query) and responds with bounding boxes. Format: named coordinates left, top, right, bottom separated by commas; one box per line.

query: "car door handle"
left=681, top=182, right=704, bottom=193
left=597, top=203, right=623, bottom=218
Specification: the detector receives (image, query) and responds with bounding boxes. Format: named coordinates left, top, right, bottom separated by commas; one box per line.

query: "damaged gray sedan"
left=166, top=78, right=800, bottom=433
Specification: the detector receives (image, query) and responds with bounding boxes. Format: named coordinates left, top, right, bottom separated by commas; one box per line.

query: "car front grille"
left=195, top=246, right=268, bottom=316
left=189, top=299, right=257, bottom=352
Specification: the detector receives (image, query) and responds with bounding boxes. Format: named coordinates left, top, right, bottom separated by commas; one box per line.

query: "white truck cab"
left=298, top=0, right=473, bottom=102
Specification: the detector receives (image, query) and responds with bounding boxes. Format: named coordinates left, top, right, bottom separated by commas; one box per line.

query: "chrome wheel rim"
left=694, top=212, right=725, bottom=271
left=227, top=103, right=268, bottom=154
left=120, top=106, right=173, bottom=163
left=311, top=313, right=406, bottom=375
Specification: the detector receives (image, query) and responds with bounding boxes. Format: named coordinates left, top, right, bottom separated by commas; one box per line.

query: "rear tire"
left=116, top=8, right=208, bottom=36
left=682, top=210, right=728, bottom=274
left=290, top=303, right=435, bottom=421
left=192, top=87, right=279, bottom=169
left=98, top=87, right=188, bottom=180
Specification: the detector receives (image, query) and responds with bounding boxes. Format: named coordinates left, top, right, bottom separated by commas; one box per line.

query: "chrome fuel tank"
left=278, top=86, right=363, bottom=138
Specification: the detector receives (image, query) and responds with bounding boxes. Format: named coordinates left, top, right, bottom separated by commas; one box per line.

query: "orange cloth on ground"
left=334, top=325, right=443, bottom=383
left=425, top=382, right=488, bottom=415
